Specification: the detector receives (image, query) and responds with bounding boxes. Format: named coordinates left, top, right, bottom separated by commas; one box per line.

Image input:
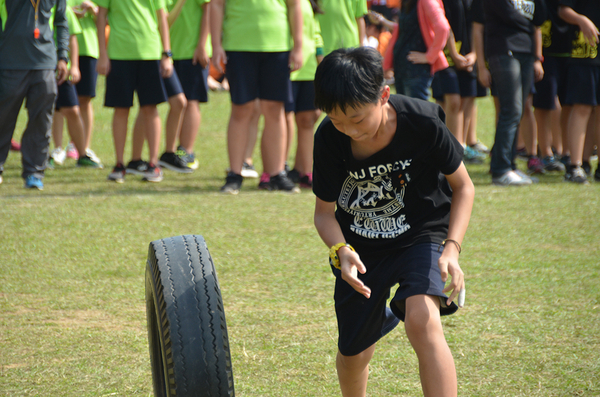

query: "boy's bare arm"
left=167, top=0, right=187, bottom=26
left=357, top=16, right=366, bottom=46
left=287, top=0, right=303, bottom=71
left=157, top=8, right=173, bottom=78
left=69, top=35, right=81, bottom=84
left=558, top=5, right=599, bottom=46
left=210, top=0, right=226, bottom=73
left=314, top=197, right=371, bottom=299
left=440, top=162, right=473, bottom=305
left=96, top=6, right=110, bottom=75
left=193, top=2, right=210, bottom=67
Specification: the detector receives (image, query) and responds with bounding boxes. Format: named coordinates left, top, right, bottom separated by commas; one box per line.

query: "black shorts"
left=162, top=67, right=184, bottom=99
left=431, top=67, right=460, bottom=101
left=284, top=80, right=316, bottom=113
left=55, top=81, right=79, bottom=110
left=533, top=56, right=569, bottom=109
left=104, top=60, right=167, bottom=108
left=564, top=63, right=600, bottom=106
left=226, top=51, right=292, bottom=105
left=333, top=242, right=458, bottom=356
left=457, top=69, right=488, bottom=98
left=75, top=56, right=98, bottom=98
left=173, top=59, right=209, bottom=103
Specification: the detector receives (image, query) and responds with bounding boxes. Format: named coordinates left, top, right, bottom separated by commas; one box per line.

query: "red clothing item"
left=383, top=0, right=449, bottom=75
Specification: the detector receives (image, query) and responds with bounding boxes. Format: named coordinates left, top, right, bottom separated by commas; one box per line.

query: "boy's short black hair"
left=314, top=47, right=385, bottom=114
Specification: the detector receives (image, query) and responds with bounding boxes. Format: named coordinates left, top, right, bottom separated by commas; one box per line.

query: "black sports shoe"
left=221, top=172, right=243, bottom=194
left=126, top=159, right=149, bottom=175
left=158, top=152, right=193, bottom=173
left=287, top=168, right=301, bottom=183
left=264, top=171, right=300, bottom=193
left=582, top=161, right=592, bottom=177
left=594, top=167, right=600, bottom=182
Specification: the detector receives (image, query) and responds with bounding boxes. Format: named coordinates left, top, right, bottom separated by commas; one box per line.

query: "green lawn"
left=1, top=80, right=599, bottom=396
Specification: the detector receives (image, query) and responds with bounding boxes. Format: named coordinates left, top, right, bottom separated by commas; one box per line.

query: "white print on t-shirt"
left=339, top=159, right=413, bottom=240
left=510, top=0, right=535, bottom=21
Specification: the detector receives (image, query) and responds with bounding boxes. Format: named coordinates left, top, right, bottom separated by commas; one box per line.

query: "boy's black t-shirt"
left=542, top=0, right=575, bottom=56
left=559, top=0, right=600, bottom=65
left=313, top=95, right=464, bottom=256
left=481, top=0, right=547, bottom=58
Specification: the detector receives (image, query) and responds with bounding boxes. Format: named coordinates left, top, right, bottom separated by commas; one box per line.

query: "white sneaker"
left=492, top=170, right=532, bottom=186
left=85, top=148, right=102, bottom=165
left=514, top=169, right=539, bottom=183
left=50, top=147, right=67, bottom=165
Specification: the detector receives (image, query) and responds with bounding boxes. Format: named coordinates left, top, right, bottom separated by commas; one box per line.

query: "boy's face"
left=327, top=86, right=390, bottom=142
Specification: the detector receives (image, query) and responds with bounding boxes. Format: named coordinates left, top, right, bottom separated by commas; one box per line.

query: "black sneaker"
left=108, top=163, right=126, bottom=183
left=142, top=163, right=164, bottom=182
left=542, top=156, right=565, bottom=172
left=126, top=159, right=149, bottom=175
left=287, top=168, right=301, bottom=183
left=221, top=172, right=243, bottom=194
left=582, top=161, right=592, bottom=177
left=158, top=152, right=193, bottom=173
left=264, top=171, right=300, bottom=193
left=565, top=166, right=589, bottom=185
left=594, top=167, right=600, bottom=182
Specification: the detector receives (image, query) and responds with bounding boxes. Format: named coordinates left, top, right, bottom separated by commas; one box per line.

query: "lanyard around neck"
left=30, top=0, right=41, bottom=38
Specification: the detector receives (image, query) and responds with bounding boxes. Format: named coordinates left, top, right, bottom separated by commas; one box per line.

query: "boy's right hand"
left=97, top=56, right=110, bottom=76
left=211, top=45, right=227, bottom=74
left=339, top=248, right=371, bottom=299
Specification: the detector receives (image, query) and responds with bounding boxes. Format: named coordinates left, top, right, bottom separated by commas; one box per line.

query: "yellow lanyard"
left=30, top=0, right=40, bottom=38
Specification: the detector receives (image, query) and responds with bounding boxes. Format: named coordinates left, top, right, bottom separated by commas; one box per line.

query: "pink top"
left=383, top=0, right=450, bottom=75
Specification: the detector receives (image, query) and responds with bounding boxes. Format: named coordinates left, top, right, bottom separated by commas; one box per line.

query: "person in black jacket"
left=0, top=0, right=70, bottom=190
left=480, top=0, right=547, bottom=186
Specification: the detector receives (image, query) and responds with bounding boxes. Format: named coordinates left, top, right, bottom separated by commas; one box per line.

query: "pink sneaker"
left=66, top=142, right=79, bottom=159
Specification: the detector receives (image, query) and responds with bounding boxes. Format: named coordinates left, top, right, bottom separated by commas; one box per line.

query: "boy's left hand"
left=56, top=60, right=69, bottom=85
left=439, top=253, right=465, bottom=307
left=406, top=51, right=428, bottom=65
left=160, top=57, right=173, bottom=78
left=70, top=67, right=81, bottom=84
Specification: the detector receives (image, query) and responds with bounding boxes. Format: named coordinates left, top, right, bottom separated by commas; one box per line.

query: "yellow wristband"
left=329, top=243, right=355, bottom=270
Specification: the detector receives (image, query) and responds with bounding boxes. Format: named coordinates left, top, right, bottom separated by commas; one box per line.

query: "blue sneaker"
left=24, top=175, right=44, bottom=190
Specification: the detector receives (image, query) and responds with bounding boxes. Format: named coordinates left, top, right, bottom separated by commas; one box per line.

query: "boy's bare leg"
left=179, top=99, right=200, bottom=153
left=52, top=112, right=65, bottom=148
left=285, top=111, right=295, bottom=162
left=519, top=95, right=537, bottom=156
left=444, top=93, right=463, bottom=144
left=227, top=101, right=255, bottom=174
left=560, top=105, right=572, bottom=157
left=462, top=98, right=476, bottom=146
left=140, top=105, right=161, bottom=165
left=534, top=108, right=554, bottom=158
left=582, top=108, right=597, bottom=162
left=244, top=99, right=261, bottom=166
left=294, top=109, right=319, bottom=175
left=259, top=99, right=286, bottom=175
left=165, top=93, right=187, bottom=153
left=113, top=107, right=130, bottom=165
left=78, top=96, right=94, bottom=150
left=405, top=294, right=457, bottom=397
left=336, top=344, right=376, bottom=397
left=131, top=111, right=145, bottom=161
left=568, top=104, right=592, bottom=166
left=62, top=106, right=86, bottom=155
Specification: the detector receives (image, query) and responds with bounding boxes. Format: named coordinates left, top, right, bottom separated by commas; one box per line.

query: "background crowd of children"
left=0, top=0, right=598, bottom=190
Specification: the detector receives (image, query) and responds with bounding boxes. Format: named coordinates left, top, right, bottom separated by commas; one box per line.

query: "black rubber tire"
left=145, top=235, right=235, bottom=397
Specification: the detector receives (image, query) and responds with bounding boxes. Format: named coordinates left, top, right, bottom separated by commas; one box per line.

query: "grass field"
left=1, top=79, right=599, bottom=396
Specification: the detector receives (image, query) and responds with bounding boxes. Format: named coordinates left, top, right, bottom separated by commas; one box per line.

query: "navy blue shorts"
left=75, top=56, right=98, bottom=98
left=104, top=60, right=167, bottom=108
left=162, top=68, right=184, bottom=98
left=533, top=56, right=569, bottom=109
left=431, top=67, right=460, bottom=101
left=173, top=59, right=209, bottom=102
left=333, top=242, right=459, bottom=356
left=55, top=81, right=79, bottom=110
left=226, top=51, right=292, bottom=105
left=284, top=80, right=316, bottom=113
left=564, top=63, right=600, bottom=106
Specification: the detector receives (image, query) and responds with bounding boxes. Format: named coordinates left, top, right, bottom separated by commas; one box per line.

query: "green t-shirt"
left=168, top=0, right=211, bottom=60
left=68, top=0, right=99, bottom=58
left=290, top=0, right=323, bottom=81
left=51, top=5, right=82, bottom=68
left=222, top=0, right=292, bottom=52
left=95, top=0, right=167, bottom=60
left=318, top=0, right=367, bottom=56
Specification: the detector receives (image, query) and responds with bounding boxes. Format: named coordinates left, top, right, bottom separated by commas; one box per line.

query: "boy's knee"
left=337, top=347, right=374, bottom=370
left=170, top=93, right=187, bottom=112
